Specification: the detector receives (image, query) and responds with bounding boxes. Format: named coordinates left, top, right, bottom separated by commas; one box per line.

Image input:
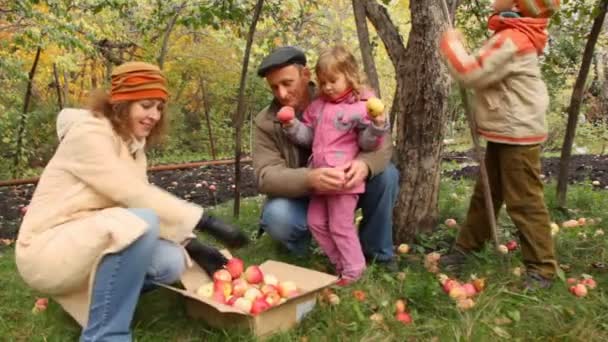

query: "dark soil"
left=1, top=153, right=607, bottom=240
left=445, top=152, right=608, bottom=187
left=0, top=163, right=258, bottom=240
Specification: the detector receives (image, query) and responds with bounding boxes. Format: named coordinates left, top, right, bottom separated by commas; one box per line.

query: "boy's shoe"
left=523, top=272, right=553, bottom=291
left=439, top=247, right=469, bottom=272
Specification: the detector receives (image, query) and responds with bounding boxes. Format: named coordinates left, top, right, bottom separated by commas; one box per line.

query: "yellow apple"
left=366, top=97, right=384, bottom=117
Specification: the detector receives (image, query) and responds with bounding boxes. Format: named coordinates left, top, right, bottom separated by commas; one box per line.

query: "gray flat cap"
left=257, top=46, right=307, bottom=77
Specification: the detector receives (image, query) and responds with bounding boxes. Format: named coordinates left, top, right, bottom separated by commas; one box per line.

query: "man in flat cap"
left=252, top=46, right=399, bottom=271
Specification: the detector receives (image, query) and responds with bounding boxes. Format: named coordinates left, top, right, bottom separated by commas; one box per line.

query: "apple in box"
left=264, top=291, right=282, bottom=307
left=263, top=274, right=279, bottom=286
left=214, top=281, right=232, bottom=298
left=213, top=269, right=232, bottom=283
left=245, top=265, right=264, bottom=284
left=232, top=278, right=249, bottom=297
left=277, top=281, right=299, bottom=298
left=250, top=297, right=272, bottom=315
left=244, top=287, right=263, bottom=301
left=196, top=283, right=214, bottom=298
left=233, top=297, right=252, bottom=312
left=226, top=258, right=244, bottom=279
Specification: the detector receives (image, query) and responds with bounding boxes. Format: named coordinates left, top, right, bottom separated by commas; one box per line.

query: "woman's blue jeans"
left=80, top=208, right=186, bottom=342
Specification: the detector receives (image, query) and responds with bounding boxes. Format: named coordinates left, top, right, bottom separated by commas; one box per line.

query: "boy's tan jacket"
left=253, top=97, right=393, bottom=198
left=440, top=14, right=551, bottom=145
left=15, top=108, right=203, bottom=326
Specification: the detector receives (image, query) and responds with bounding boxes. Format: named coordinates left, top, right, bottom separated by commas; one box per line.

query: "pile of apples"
left=438, top=274, right=486, bottom=310
left=196, top=258, right=299, bottom=315
left=567, top=275, right=597, bottom=298
left=561, top=217, right=600, bottom=229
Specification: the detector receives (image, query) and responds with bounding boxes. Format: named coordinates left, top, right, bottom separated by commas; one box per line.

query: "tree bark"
left=157, top=3, right=185, bottom=70
left=200, top=78, right=217, bottom=159
left=52, top=63, right=63, bottom=109
left=556, top=0, right=607, bottom=208
left=364, top=0, right=454, bottom=242
left=352, top=0, right=381, bottom=97
left=233, top=0, right=264, bottom=218
left=13, top=46, right=42, bottom=178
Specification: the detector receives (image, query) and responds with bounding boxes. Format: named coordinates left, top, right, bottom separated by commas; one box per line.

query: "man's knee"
left=261, top=198, right=305, bottom=242
left=368, top=163, right=399, bottom=190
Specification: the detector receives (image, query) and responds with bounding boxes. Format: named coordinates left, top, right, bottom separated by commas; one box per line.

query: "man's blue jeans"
left=80, top=208, right=186, bottom=342
left=260, top=163, right=399, bottom=262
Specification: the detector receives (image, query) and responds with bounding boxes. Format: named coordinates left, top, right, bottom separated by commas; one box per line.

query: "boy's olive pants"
left=455, top=142, right=557, bottom=278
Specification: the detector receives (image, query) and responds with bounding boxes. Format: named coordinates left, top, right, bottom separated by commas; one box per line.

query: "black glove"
left=195, top=213, right=250, bottom=249
left=185, top=239, right=229, bottom=277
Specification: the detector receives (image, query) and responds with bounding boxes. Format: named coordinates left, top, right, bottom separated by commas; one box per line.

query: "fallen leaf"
left=494, top=317, right=513, bottom=325
left=492, top=326, right=511, bottom=339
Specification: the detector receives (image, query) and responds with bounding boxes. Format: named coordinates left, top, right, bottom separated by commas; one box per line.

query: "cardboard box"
left=161, top=259, right=338, bottom=337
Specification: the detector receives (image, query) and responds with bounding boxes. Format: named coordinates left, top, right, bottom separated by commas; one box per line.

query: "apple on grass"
left=226, top=258, right=244, bottom=279
left=395, top=312, right=412, bottom=324
left=462, top=283, right=477, bottom=298
left=395, top=299, right=407, bottom=314
left=497, top=244, right=509, bottom=254
left=397, top=243, right=410, bottom=254
left=505, top=240, right=518, bottom=251
left=444, top=218, right=458, bottom=228
left=570, top=284, right=588, bottom=297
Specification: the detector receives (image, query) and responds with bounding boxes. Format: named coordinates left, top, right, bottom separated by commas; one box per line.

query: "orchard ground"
left=0, top=153, right=607, bottom=340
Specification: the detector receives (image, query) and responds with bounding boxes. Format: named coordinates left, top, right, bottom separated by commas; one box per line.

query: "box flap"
left=259, top=260, right=338, bottom=294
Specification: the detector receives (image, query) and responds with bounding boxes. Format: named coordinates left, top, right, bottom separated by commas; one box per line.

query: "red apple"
left=213, top=269, right=232, bottom=283
left=472, top=278, right=486, bottom=292
left=245, top=265, right=264, bottom=284
left=209, top=184, right=217, bottom=192
left=260, top=284, right=278, bottom=295
left=250, top=297, right=271, bottom=315
left=277, top=106, right=295, bottom=124
left=462, top=283, right=477, bottom=297
left=570, top=284, right=588, bottom=297
left=212, top=289, right=227, bottom=304
left=226, top=258, right=244, bottom=279
left=352, top=290, right=366, bottom=302
left=395, top=312, right=412, bottom=324
left=449, top=286, right=467, bottom=300
left=20, top=205, right=29, bottom=216
left=264, top=291, right=282, bottom=306
left=581, top=278, right=597, bottom=289
left=506, top=240, right=518, bottom=251
left=443, top=279, right=460, bottom=294
left=277, top=281, right=298, bottom=298
left=226, top=295, right=239, bottom=306
left=214, top=280, right=232, bottom=298
left=566, top=278, right=578, bottom=285
left=233, top=297, right=252, bottom=312
left=445, top=218, right=457, bottom=228
left=232, top=278, right=249, bottom=297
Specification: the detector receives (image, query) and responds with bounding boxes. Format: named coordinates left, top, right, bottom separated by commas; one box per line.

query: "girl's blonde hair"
left=87, top=89, right=167, bottom=147
left=315, top=45, right=367, bottom=98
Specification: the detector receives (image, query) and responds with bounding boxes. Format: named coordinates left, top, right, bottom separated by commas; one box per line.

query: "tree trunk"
left=52, top=63, right=64, bottom=109
left=13, top=46, right=42, bottom=178
left=352, top=0, right=381, bottom=97
left=556, top=0, right=607, bottom=208
left=233, top=0, right=264, bottom=218
left=200, top=78, right=217, bottom=159
left=364, top=0, right=454, bottom=242
left=157, top=3, right=185, bottom=70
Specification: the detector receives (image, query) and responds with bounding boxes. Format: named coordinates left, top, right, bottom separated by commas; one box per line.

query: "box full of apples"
left=160, top=253, right=338, bottom=337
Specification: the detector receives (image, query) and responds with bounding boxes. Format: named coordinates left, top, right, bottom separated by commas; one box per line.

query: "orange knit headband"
left=110, top=62, right=168, bottom=103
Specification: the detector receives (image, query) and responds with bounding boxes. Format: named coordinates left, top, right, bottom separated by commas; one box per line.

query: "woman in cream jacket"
left=15, top=61, right=248, bottom=341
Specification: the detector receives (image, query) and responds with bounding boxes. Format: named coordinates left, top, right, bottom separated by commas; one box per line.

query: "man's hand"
left=307, top=167, right=346, bottom=192
left=344, top=160, right=369, bottom=189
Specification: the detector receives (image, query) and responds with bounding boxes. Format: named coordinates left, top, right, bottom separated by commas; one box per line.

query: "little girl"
left=281, top=45, right=389, bottom=285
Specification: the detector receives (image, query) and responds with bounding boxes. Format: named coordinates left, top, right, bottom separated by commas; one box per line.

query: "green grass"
left=1, top=182, right=607, bottom=341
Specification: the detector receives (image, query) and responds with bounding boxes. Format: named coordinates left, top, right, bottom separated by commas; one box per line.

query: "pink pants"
left=308, top=194, right=366, bottom=280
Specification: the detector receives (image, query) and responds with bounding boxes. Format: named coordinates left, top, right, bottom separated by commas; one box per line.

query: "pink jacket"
left=285, top=90, right=389, bottom=194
